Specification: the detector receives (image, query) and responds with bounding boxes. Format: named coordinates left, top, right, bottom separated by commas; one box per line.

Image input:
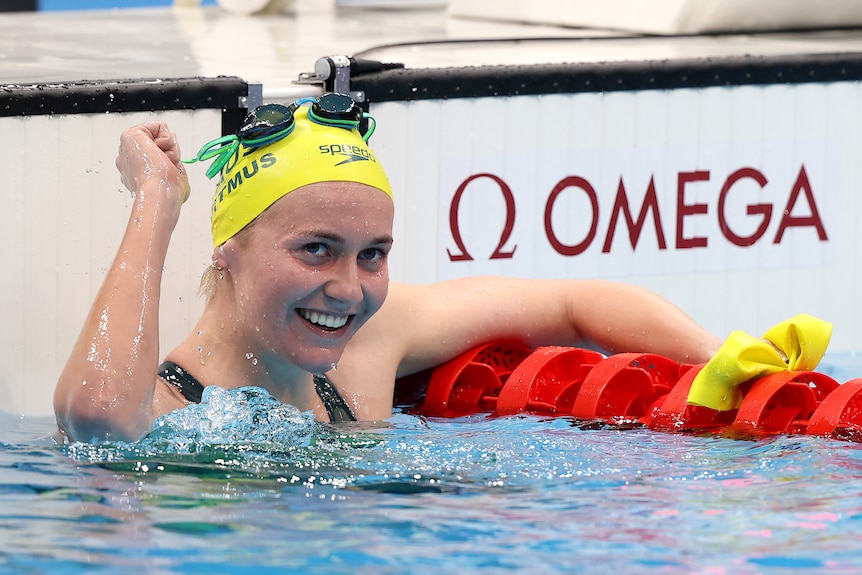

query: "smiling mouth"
left=299, top=309, right=351, bottom=331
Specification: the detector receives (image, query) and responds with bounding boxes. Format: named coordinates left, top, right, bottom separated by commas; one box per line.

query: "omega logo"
left=447, top=165, right=827, bottom=261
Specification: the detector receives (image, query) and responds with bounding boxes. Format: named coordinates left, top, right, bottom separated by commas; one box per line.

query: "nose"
left=323, top=258, right=364, bottom=306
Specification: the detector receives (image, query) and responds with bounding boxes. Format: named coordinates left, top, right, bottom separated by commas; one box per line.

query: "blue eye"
left=304, top=243, right=329, bottom=257
left=360, top=248, right=385, bottom=262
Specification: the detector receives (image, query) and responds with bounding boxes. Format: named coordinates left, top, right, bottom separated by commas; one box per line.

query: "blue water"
left=2, top=357, right=862, bottom=574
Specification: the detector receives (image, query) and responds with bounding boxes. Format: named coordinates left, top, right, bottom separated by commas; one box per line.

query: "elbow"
left=54, top=377, right=151, bottom=443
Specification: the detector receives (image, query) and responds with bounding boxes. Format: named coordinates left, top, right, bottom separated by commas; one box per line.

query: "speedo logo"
left=319, top=143, right=378, bottom=166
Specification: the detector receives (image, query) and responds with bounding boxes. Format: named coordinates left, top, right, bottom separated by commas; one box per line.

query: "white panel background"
left=4, top=82, right=862, bottom=417
left=374, top=83, right=861, bottom=360
left=0, top=109, right=221, bottom=416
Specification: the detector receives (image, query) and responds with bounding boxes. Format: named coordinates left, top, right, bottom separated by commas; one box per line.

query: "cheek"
left=366, top=271, right=390, bottom=311
left=237, top=266, right=288, bottom=309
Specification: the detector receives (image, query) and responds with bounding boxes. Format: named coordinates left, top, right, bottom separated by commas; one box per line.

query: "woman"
left=54, top=94, right=721, bottom=442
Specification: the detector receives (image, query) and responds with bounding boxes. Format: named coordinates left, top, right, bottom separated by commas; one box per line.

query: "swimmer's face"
left=223, top=181, right=394, bottom=373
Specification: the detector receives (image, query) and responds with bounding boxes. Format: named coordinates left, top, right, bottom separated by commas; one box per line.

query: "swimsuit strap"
left=313, top=374, right=357, bottom=423
left=158, top=361, right=205, bottom=404
left=157, top=361, right=356, bottom=423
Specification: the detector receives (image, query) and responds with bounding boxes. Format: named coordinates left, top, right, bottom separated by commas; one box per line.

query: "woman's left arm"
left=374, top=276, right=721, bottom=378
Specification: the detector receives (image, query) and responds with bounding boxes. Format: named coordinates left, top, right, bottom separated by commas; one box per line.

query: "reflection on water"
left=1, top=381, right=861, bottom=574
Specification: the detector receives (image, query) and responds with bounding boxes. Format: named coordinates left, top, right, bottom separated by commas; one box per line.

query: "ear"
left=213, top=240, right=237, bottom=271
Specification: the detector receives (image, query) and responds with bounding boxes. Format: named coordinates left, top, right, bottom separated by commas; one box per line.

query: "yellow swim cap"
left=208, top=101, right=392, bottom=247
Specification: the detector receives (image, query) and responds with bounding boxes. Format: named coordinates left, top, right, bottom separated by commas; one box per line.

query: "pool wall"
left=0, top=77, right=255, bottom=416
left=363, top=55, right=862, bottom=356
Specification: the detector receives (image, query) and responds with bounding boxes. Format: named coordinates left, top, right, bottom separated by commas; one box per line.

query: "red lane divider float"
left=645, top=365, right=739, bottom=433
left=497, top=346, right=603, bottom=416
left=419, top=341, right=533, bottom=417
left=413, top=343, right=862, bottom=442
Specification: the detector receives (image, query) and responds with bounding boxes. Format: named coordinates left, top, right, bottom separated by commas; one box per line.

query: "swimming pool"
left=2, top=357, right=862, bottom=575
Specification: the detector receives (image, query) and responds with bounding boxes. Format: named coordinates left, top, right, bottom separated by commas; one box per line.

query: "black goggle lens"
left=311, top=93, right=362, bottom=123
left=238, top=103, right=296, bottom=141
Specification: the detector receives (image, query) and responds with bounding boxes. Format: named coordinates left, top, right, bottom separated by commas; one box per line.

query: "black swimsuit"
left=157, top=361, right=357, bottom=423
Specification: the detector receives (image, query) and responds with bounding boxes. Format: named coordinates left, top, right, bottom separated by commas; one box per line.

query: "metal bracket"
left=296, top=55, right=366, bottom=102
left=238, top=82, right=264, bottom=110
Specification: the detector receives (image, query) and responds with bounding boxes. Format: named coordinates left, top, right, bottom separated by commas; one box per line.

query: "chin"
left=294, top=349, right=345, bottom=374
left=282, top=321, right=356, bottom=373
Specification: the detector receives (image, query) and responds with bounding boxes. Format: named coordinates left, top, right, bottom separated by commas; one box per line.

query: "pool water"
left=2, top=359, right=862, bottom=575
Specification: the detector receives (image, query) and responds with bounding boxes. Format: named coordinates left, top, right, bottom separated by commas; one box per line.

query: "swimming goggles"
left=184, top=93, right=377, bottom=179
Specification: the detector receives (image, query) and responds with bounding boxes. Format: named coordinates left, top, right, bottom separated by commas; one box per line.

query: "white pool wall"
left=1, top=110, right=221, bottom=416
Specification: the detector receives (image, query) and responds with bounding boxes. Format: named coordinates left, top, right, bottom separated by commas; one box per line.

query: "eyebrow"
left=371, top=234, right=395, bottom=246
left=304, top=230, right=394, bottom=246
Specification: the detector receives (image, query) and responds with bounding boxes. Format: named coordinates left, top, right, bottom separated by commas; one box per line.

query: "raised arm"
left=54, top=122, right=190, bottom=442
left=377, top=276, right=722, bottom=378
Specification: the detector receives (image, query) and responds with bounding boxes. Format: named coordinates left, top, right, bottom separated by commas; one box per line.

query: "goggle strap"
left=182, top=134, right=240, bottom=179
left=362, top=115, right=376, bottom=142
left=241, top=123, right=296, bottom=149
left=307, top=107, right=377, bottom=141
left=307, top=110, right=360, bottom=129
left=204, top=147, right=235, bottom=180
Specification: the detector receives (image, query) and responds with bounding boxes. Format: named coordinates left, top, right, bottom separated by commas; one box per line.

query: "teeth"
left=302, top=310, right=348, bottom=329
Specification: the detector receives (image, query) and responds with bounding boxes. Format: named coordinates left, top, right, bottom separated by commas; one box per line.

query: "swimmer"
left=53, top=93, right=722, bottom=442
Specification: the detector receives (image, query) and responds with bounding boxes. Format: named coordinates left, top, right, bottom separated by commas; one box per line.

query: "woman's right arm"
left=54, top=122, right=190, bottom=442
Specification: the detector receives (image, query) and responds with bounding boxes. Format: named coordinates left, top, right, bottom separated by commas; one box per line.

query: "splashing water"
left=64, top=386, right=319, bottom=465
left=147, top=386, right=316, bottom=451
